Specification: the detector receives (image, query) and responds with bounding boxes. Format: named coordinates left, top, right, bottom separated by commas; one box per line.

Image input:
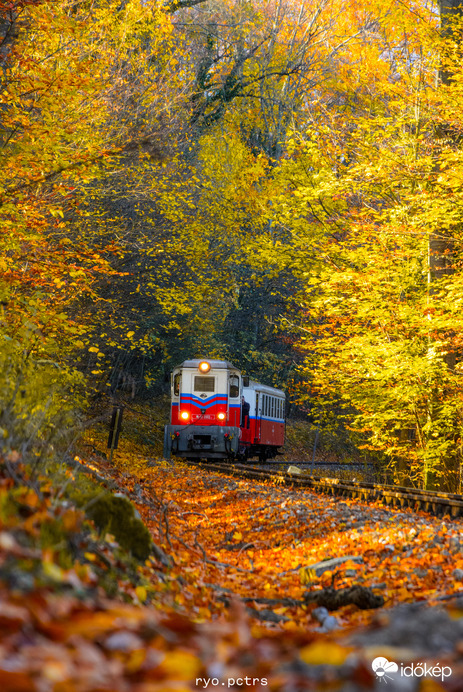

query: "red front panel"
left=171, top=400, right=241, bottom=427
left=228, top=404, right=241, bottom=427
left=171, top=402, right=180, bottom=425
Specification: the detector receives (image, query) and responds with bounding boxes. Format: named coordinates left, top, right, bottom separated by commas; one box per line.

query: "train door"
left=255, top=391, right=261, bottom=443
left=228, top=372, right=240, bottom=427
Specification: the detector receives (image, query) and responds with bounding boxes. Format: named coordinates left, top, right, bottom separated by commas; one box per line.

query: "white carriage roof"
left=244, top=379, right=285, bottom=397
left=178, top=359, right=239, bottom=370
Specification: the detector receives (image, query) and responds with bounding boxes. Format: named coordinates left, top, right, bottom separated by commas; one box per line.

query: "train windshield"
left=194, top=376, right=215, bottom=393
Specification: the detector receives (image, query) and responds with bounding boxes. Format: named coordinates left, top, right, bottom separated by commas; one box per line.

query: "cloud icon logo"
left=372, top=657, right=399, bottom=682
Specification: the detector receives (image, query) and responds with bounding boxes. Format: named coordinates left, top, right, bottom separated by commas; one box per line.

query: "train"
left=163, top=359, right=285, bottom=462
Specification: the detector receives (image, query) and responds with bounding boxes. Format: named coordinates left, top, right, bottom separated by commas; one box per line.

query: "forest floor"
left=1, top=415, right=463, bottom=691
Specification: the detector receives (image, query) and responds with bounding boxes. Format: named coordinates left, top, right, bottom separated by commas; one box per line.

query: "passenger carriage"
left=163, top=358, right=285, bottom=462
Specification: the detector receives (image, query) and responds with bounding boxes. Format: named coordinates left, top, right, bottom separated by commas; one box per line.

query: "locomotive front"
left=163, top=359, right=242, bottom=460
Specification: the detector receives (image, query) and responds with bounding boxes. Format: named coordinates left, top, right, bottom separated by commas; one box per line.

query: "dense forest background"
left=2, top=0, right=463, bottom=490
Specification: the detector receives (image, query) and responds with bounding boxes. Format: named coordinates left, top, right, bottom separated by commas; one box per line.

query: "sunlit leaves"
left=257, top=1, right=463, bottom=489
left=0, top=1, right=191, bottom=413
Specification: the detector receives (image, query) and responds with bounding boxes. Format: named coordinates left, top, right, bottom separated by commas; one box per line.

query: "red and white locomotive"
left=163, top=359, right=285, bottom=462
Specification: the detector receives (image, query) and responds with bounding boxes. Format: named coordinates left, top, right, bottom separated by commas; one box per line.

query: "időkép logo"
left=371, top=657, right=452, bottom=683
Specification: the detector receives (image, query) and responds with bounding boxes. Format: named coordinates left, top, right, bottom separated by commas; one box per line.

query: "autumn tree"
left=262, top=0, right=463, bottom=489
left=138, top=0, right=370, bottom=394
left=7, top=0, right=463, bottom=485
left=0, top=0, right=194, bottom=453
left=176, top=0, right=369, bottom=157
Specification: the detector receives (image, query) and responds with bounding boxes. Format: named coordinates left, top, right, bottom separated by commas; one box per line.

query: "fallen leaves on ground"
left=1, top=437, right=463, bottom=689
left=105, top=453, right=463, bottom=630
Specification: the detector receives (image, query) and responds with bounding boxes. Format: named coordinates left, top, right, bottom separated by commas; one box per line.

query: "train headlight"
left=198, top=361, right=211, bottom=373
left=217, top=412, right=226, bottom=421
left=180, top=411, right=190, bottom=421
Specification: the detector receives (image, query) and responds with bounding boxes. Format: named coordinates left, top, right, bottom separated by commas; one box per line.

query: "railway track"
left=185, top=460, right=463, bottom=518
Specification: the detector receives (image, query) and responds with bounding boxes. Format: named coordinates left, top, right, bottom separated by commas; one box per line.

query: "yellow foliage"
left=300, top=567, right=318, bottom=586
left=159, top=651, right=202, bottom=680
left=299, top=641, right=351, bottom=666
left=135, top=585, right=147, bottom=602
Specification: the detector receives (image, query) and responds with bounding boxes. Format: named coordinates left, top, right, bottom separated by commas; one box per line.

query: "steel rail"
left=184, top=460, right=463, bottom=518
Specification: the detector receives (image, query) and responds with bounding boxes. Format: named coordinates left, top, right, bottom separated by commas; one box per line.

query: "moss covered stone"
left=85, top=493, right=152, bottom=561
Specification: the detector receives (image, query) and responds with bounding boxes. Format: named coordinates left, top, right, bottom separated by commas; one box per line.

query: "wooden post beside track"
left=108, top=406, right=124, bottom=463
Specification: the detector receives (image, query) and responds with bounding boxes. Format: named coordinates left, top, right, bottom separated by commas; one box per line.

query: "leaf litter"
left=1, top=447, right=463, bottom=690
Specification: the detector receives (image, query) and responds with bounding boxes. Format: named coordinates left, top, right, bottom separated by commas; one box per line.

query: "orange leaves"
left=93, top=448, right=461, bottom=638
left=37, top=609, right=113, bottom=641
left=157, top=651, right=202, bottom=680
left=3, top=443, right=463, bottom=689
left=0, top=670, right=36, bottom=692
left=0, top=602, right=31, bottom=634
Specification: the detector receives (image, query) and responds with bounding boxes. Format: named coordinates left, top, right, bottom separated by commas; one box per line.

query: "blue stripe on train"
left=248, top=415, right=285, bottom=423
left=173, top=401, right=241, bottom=408
left=180, top=392, right=227, bottom=405
left=180, top=397, right=227, bottom=411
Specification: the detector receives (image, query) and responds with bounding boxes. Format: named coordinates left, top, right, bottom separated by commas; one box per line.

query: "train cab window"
left=229, top=374, right=239, bottom=398
left=194, top=376, right=215, bottom=392
left=173, top=373, right=181, bottom=396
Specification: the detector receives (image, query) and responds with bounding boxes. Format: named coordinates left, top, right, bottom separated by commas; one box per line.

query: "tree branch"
left=164, top=0, right=209, bottom=13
